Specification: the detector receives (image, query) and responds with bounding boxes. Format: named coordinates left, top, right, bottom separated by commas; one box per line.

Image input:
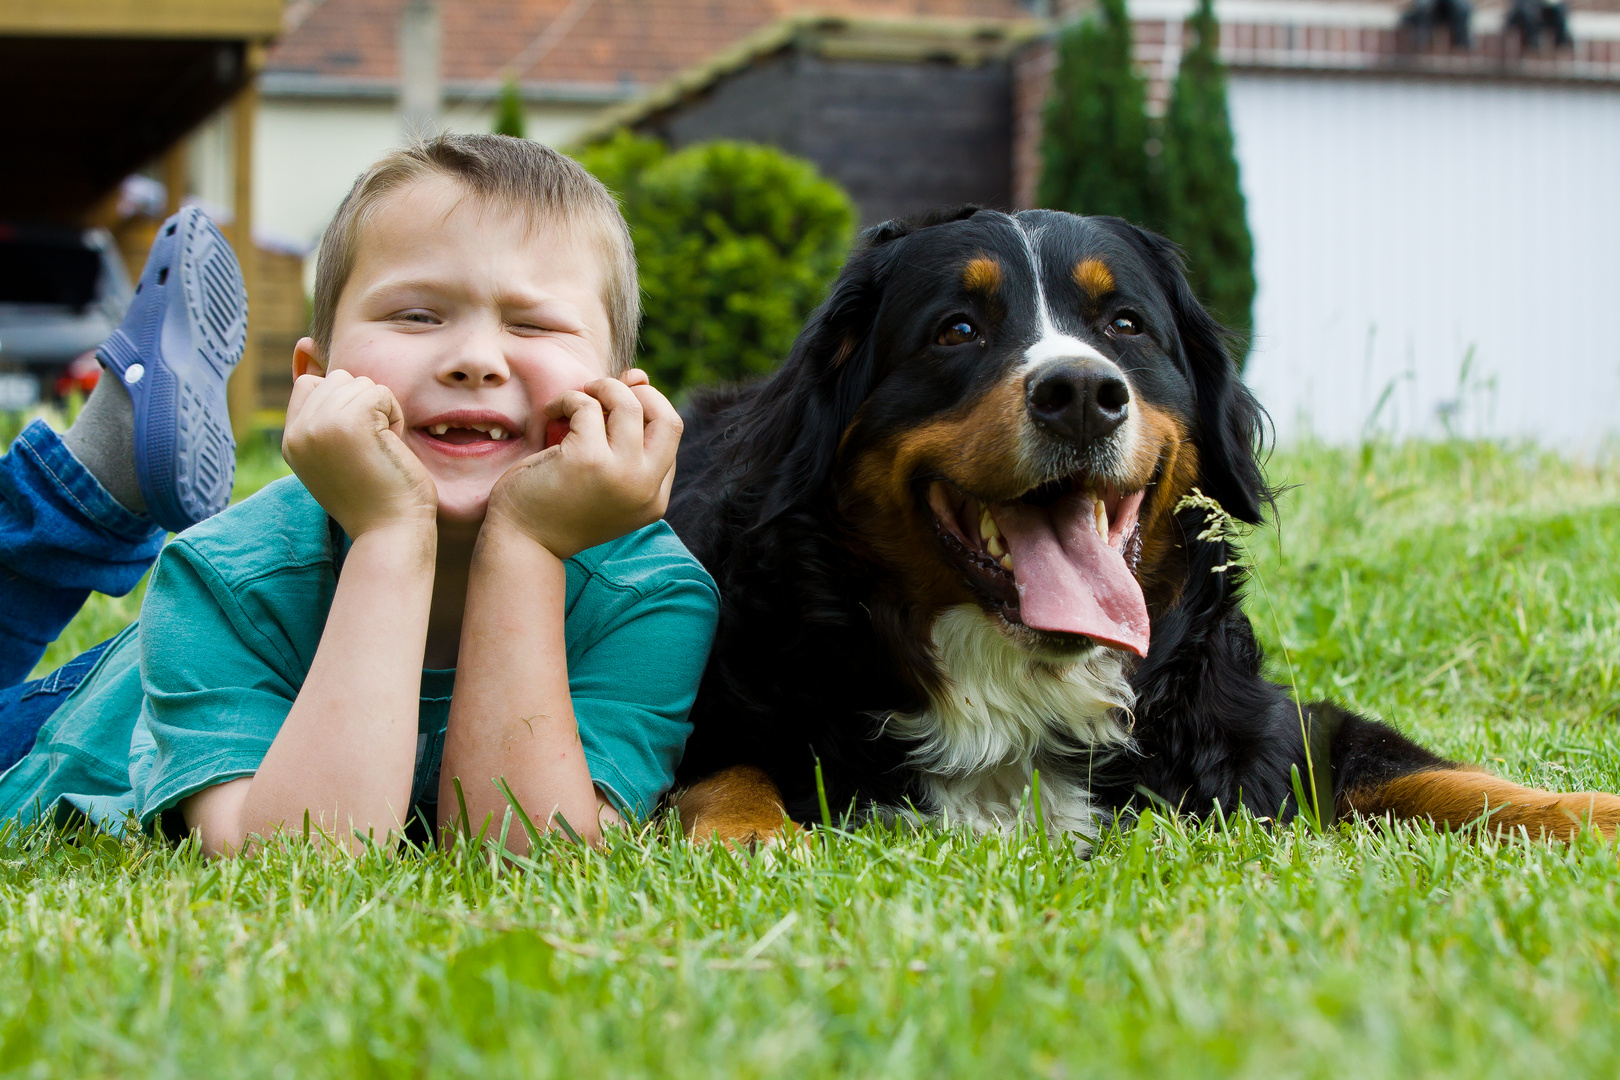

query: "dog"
left=663, top=206, right=1620, bottom=848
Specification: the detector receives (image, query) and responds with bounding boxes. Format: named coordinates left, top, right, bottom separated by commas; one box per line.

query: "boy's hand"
left=485, top=369, right=681, bottom=559
left=283, top=370, right=439, bottom=539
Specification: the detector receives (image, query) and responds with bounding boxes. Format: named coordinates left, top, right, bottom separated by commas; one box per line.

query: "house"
left=0, top=0, right=284, bottom=433
left=230, top=0, right=1035, bottom=253
left=576, top=15, right=1043, bottom=225
left=152, top=0, right=1619, bottom=442
left=581, top=1, right=1620, bottom=445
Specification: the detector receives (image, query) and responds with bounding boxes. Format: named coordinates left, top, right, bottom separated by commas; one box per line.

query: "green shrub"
left=1037, top=0, right=1161, bottom=227
left=1161, top=0, right=1256, bottom=354
left=491, top=78, right=526, bottom=139
left=576, top=132, right=857, bottom=394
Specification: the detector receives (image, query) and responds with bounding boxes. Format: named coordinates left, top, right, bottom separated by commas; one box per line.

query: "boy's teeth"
left=489, top=425, right=505, bottom=441
left=429, top=423, right=449, bottom=436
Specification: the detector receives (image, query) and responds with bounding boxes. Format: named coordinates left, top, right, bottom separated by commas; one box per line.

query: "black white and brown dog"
left=664, top=206, right=1620, bottom=847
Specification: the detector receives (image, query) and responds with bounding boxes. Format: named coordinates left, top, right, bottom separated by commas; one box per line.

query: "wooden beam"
left=163, top=140, right=186, bottom=217
left=227, top=44, right=262, bottom=441
left=0, top=0, right=282, bottom=39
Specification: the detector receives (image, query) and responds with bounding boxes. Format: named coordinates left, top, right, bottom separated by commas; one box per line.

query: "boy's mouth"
left=413, top=411, right=525, bottom=455
left=421, top=420, right=514, bottom=445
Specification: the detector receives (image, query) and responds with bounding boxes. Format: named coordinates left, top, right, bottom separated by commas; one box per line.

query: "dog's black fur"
left=664, top=207, right=1608, bottom=840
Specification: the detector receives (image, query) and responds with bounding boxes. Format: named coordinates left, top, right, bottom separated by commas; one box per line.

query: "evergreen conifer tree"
left=1161, top=0, right=1256, bottom=351
left=1037, top=0, right=1159, bottom=227
left=492, top=78, right=526, bottom=139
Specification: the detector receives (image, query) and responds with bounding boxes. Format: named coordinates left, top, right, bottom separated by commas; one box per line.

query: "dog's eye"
left=937, top=320, right=979, bottom=347
left=1109, top=313, right=1142, bottom=337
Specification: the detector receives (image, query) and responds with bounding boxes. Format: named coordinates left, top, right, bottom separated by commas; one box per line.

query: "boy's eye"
left=398, top=310, right=438, bottom=324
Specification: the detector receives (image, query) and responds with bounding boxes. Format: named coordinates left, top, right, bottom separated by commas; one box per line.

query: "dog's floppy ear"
left=726, top=205, right=986, bottom=525
left=1133, top=227, right=1270, bottom=524
left=725, top=234, right=898, bottom=525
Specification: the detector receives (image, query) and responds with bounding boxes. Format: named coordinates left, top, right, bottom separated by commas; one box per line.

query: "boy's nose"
left=440, top=339, right=510, bottom=386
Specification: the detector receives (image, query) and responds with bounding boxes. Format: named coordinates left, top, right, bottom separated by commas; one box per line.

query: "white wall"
left=1229, top=73, right=1620, bottom=447
left=246, top=98, right=609, bottom=254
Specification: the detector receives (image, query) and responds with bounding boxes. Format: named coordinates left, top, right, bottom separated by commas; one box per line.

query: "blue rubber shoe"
left=97, top=206, right=247, bottom=533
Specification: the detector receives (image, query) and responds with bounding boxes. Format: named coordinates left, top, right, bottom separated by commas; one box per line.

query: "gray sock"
left=61, top=369, right=145, bottom=515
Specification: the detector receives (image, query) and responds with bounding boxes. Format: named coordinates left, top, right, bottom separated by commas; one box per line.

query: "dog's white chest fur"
left=883, top=605, right=1135, bottom=842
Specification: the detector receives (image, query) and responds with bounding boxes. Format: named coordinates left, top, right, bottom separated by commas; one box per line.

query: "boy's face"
left=299, top=175, right=614, bottom=525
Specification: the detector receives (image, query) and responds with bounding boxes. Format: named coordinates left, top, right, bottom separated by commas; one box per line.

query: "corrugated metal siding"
left=1228, top=72, right=1620, bottom=445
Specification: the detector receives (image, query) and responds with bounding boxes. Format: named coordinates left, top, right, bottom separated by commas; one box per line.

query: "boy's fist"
left=283, top=370, right=439, bottom=540
left=486, top=370, right=681, bottom=560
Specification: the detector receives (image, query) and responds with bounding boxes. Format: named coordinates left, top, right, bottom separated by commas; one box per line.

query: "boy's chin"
left=433, top=485, right=492, bottom=530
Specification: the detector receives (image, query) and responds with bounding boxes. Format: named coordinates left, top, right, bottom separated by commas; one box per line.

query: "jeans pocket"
left=18, top=640, right=110, bottom=701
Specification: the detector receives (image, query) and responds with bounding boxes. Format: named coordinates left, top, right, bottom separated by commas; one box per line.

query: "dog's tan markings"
left=672, top=764, right=799, bottom=847
left=1074, top=257, right=1115, bottom=298
left=1344, top=768, right=1620, bottom=840
left=1123, top=402, right=1199, bottom=614
left=847, top=371, right=1031, bottom=510
left=963, top=255, right=1003, bottom=296
left=837, top=372, right=1032, bottom=635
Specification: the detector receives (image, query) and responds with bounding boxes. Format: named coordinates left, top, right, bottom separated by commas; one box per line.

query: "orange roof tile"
left=267, top=0, right=1037, bottom=86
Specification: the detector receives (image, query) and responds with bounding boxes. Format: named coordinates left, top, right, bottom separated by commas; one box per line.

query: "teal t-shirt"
left=0, top=475, right=719, bottom=834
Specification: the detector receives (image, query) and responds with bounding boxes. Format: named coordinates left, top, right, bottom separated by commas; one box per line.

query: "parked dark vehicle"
left=0, top=223, right=132, bottom=408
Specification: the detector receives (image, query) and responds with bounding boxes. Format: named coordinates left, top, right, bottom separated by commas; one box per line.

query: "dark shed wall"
left=636, top=50, right=1013, bottom=225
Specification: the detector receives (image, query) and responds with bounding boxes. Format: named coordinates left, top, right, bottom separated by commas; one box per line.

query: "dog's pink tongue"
left=994, top=495, right=1150, bottom=657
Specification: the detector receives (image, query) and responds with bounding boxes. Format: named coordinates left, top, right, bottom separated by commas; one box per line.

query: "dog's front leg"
left=671, top=765, right=800, bottom=847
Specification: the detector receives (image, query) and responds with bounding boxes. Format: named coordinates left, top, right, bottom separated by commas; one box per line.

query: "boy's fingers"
left=629, top=382, right=682, bottom=454
left=362, top=383, right=407, bottom=435
left=286, top=373, right=325, bottom=424
left=587, top=377, right=645, bottom=455
left=545, top=389, right=607, bottom=448
left=619, top=368, right=651, bottom=388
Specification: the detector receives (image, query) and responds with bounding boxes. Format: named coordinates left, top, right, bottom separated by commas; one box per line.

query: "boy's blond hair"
left=311, top=133, right=639, bottom=373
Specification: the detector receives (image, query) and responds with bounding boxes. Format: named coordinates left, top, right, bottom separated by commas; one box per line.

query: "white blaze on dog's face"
left=838, top=210, right=1205, bottom=667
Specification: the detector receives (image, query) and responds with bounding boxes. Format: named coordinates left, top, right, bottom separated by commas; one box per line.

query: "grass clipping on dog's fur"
left=1177, top=486, right=1323, bottom=828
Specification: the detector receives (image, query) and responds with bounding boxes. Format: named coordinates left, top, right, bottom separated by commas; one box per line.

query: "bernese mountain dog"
left=663, top=206, right=1620, bottom=847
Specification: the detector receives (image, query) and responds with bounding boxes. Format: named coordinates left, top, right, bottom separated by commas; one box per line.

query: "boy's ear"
left=292, top=338, right=327, bottom=379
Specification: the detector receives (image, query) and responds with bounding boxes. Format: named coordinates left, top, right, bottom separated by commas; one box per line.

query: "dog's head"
left=733, top=207, right=1267, bottom=666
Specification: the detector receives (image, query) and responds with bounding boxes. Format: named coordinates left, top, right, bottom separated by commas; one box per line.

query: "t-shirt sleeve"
left=131, top=542, right=307, bottom=826
left=571, top=573, right=719, bottom=820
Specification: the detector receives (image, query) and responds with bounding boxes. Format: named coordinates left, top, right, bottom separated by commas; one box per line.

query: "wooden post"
left=227, top=43, right=263, bottom=442
left=162, top=140, right=186, bottom=217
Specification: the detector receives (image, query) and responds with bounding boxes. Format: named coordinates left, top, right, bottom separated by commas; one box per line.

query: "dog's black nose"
left=1026, top=360, right=1131, bottom=444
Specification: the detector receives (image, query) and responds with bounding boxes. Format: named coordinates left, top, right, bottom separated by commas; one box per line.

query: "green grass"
left=4, top=439, right=1620, bottom=1078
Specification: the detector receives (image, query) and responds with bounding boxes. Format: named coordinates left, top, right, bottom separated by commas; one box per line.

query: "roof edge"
left=570, top=12, right=1046, bottom=148
left=0, top=0, right=282, bottom=39
left=260, top=72, right=645, bottom=105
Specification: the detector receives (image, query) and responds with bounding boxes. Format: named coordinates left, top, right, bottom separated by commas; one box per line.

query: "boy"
left=0, top=134, right=718, bottom=857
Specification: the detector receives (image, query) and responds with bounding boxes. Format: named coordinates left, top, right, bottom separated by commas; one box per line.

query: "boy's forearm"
left=439, top=523, right=612, bottom=851
left=229, top=522, right=436, bottom=853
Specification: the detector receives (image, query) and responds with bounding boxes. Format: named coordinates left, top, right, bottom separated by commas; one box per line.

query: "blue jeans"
left=0, top=420, right=165, bottom=772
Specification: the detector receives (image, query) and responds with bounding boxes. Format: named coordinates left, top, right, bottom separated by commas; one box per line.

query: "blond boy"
left=0, top=134, right=717, bottom=856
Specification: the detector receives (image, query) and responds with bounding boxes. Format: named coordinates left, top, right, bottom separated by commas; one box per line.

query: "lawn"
left=3, top=438, right=1620, bottom=1078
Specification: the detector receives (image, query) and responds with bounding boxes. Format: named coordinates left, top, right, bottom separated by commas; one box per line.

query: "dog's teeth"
left=429, top=423, right=449, bottom=436
left=1094, top=499, right=1108, bottom=541
left=987, top=534, right=1005, bottom=560
left=979, top=506, right=1001, bottom=544
left=489, top=425, right=505, bottom=441
left=998, top=552, right=1014, bottom=572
